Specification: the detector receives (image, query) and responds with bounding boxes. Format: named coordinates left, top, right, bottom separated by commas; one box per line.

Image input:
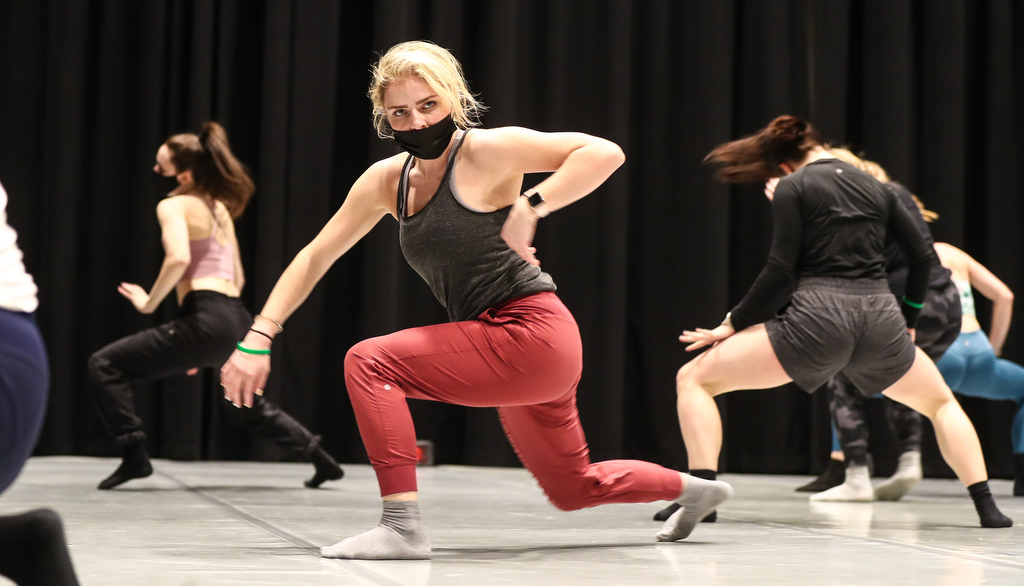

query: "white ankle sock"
left=320, top=500, right=431, bottom=560
left=810, top=465, right=874, bottom=502
left=655, top=473, right=733, bottom=542
left=874, top=451, right=922, bottom=501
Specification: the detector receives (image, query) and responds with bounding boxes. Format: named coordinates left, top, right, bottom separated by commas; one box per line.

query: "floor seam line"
left=153, top=469, right=415, bottom=586
left=727, top=516, right=1024, bottom=570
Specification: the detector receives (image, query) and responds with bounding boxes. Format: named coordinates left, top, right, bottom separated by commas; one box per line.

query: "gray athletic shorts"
left=764, top=277, right=916, bottom=396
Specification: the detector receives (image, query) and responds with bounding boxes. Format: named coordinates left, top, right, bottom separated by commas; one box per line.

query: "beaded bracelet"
left=236, top=342, right=271, bottom=355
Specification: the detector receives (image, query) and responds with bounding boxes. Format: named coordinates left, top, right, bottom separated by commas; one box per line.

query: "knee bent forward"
left=676, top=361, right=707, bottom=395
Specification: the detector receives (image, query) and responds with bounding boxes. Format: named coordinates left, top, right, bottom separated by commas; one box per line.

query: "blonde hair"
left=828, top=147, right=890, bottom=183
left=828, top=147, right=938, bottom=223
left=911, top=194, right=939, bottom=223
left=368, top=40, right=486, bottom=138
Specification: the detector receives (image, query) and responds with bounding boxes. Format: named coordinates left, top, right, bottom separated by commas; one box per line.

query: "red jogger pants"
left=344, top=292, right=681, bottom=509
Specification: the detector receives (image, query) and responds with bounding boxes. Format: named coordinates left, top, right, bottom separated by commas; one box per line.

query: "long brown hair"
left=704, top=115, right=823, bottom=183
left=164, top=121, right=254, bottom=218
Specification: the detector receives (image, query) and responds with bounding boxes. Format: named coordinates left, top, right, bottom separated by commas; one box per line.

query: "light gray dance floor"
left=1, top=456, right=1022, bottom=585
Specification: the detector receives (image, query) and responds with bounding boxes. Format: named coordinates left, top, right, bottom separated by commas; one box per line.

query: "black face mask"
left=392, top=116, right=457, bottom=160
left=151, top=170, right=180, bottom=197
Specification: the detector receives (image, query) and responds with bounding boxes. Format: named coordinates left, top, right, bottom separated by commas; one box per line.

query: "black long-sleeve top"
left=728, top=159, right=932, bottom=332
left=882, top=182, right=952, bottom=296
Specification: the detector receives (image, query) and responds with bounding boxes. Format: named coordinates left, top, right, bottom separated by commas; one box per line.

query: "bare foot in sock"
left=874, top=451, right=922, bottom=501
left=655, top=474, right=733, bottom=542
left=97, top=458, right=153, bottom=490
left=320, top=501, right=431, bottom=560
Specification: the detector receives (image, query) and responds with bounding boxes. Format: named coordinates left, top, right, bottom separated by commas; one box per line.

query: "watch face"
left=527, top=192, right=545, bottom=207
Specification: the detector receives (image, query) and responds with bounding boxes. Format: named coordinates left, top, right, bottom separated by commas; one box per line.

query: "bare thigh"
left=882, top=347, right=956, bottom=417
left=679, top=324, right=793, bottom=396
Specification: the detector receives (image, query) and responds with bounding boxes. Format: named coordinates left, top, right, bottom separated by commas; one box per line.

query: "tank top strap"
left=206, top=198, right=225, bottom=239
left=397, top=155, right=415, bottom=218
left=397, top=128, right=470, bottom=220
left=444, top=129, right=469, bottom=174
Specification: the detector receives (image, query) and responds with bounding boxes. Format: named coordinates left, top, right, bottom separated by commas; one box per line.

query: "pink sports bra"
left=181, top=200, right=235, bottom=282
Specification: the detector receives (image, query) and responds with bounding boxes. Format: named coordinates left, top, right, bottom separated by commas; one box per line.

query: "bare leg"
left=882, top=348, right=985, bottom=486
left=676, top=325, right=793, bottom=470
left=884, top=348, right=1012, bottom=528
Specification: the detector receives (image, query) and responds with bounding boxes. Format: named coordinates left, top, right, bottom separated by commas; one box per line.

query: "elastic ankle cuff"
left=377, top=464, right=418, bottom=496
left=115, top=431, right=146, bottom=447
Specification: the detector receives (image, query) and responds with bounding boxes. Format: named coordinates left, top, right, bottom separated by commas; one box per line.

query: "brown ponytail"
left=164, top=121, right=254, bottom=218
left=704, top=115, right=823, bottom=183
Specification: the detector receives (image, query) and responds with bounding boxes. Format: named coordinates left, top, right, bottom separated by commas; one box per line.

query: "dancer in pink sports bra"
left=87, top=122, right=343, bottom=490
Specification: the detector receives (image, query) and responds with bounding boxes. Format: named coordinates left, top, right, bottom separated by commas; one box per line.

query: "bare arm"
left=119, top=198, right=190, bottom=314
left=220, top=161, right=393, bottom=406
left=473, top=127, right=625, bottom=210
left=254, top=165, right=392, bottom=330
left=474, top=127, right=625, bottom=265
left=967, top=254, right=1014, bottom=355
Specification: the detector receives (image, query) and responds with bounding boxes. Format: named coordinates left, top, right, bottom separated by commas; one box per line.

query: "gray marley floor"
left=1, top=456, right=1022, bottom=585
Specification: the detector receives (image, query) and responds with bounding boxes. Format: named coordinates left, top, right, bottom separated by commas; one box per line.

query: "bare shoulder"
left=155, top=195, right=192, bottom=217
left=462, top=126, right=616, bottom=175
left=463, top=126, right=544, bottom=152
left=933, top=242, right=967, bottom=262
left=933, top=242, right=973, bottom=278
left=367, top=152, right=407, bottom=182
left=361, top=154, right=406, bottom=197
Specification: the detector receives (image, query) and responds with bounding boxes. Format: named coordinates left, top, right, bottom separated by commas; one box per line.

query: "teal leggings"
left=936, top=330, right=1024, bottom=454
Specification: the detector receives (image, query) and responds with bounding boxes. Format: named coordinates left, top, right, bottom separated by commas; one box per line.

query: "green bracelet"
left=901, top=296, right=924, bottom=309
left=236, top=342, right=271, bottom=355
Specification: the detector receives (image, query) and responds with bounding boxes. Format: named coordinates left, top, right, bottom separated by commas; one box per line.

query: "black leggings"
left=87, top=291, right=318, bottom=456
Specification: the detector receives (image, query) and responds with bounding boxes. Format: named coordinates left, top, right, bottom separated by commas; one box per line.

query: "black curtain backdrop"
left=1, top=0, right=1022, bottom=479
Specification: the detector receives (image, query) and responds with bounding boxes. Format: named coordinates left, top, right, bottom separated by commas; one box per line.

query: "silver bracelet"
left=254, top=314, right=284, bottom=334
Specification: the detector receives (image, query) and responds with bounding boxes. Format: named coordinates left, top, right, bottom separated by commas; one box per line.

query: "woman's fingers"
left=680, top=327, right=723, bottom=352
left=219, top=352, right=269, bottom=408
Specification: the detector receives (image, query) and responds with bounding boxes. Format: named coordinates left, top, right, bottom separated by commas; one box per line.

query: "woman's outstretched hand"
left=219, top=334, right=271, bottom=408
left=679, top=323, right=736, bottom=352
left=501, top=196, right=541, bottom=266
left=118, top=282, right=153, bottom=314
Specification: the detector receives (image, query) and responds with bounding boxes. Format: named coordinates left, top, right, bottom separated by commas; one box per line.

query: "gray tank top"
left=398, top=129, right=556, bottom=322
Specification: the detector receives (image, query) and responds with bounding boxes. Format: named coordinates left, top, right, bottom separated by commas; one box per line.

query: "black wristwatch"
left=522, top=188, right=550, bottom=217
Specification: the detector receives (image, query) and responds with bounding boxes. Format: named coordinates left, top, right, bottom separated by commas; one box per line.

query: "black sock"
left=967, top=481, right=1013, bottom=528
left=304, top=443, right=344, bottom=489
left=1013, top=454, right=1024, bottom=497
left=98, top=441, right=153, bottom=490
left=655, top=469, right=719, bottom=522
left=795, top=457, right=845, bottom=493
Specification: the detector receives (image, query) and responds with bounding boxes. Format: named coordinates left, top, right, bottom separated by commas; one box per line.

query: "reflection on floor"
left=1, top=457, right=1021, bottom=585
